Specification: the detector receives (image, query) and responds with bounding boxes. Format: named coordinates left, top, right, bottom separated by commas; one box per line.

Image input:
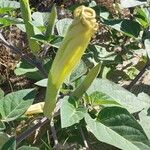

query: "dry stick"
left=79, top=127, right=89, bottom=150
left=126, top=57, right=150, bottom=91
left=0, top=33, right=47, bottom=78
left=16, top=105, right=61, bottom=145
left=50, top=117, right=61, bottom=150
left=16, top=117, right=49, bottom=144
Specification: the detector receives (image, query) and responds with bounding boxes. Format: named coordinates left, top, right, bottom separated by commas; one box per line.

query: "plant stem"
left=126, top=57, right=150, bottom=91
left=0, top=33, right=47, bottom=78
left=20, top=0, right=40, bottom=53
left=50, top=117, right=61, bottom=150
left=79, top=127, right=89, bottom=150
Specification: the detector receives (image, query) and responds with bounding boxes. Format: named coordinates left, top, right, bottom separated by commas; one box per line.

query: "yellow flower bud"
left=44, top=5, right=98, bottom=118
left=25, top=102, right=44, bottom=115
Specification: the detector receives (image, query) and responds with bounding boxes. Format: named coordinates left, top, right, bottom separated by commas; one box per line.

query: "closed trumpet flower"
left=44, top=5, right=98, bottom=118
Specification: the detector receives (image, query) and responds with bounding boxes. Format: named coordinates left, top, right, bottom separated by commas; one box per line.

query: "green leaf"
left=137, top=92, right=150, bottom=108
left=87, top=44, right=116, bottom=61
left=0, top=0, right=20, bottom=9
left=14, top=60, right=51, bottom=81
left=135, top=7, right=150, bottom=28
left=45, top=4, right=57, bottom=36
left=1, top=137, right=16, bottom=150
left=56, top=18, right=73, bottom=37
left=50, top=35, right=63, bottom=48
left=70, top=60, right=87, bottom=82
left=0, top=88, right=4, bottom=99
left=72, top=63, right=101, bottom=99
left=138, top=93, right=150, bottom=139
left=85, top=107, right=150, bottom=150
left=35, top=78, right=48, bottom=87
left=0, top=121, right=5, bottom=131
left=60, top=96, right=87, bottom=128
left=31, top=34, right=62, bottom=45
left=0, top=17, right=23, bottom=27
left=32, top=12, right=50, bottom=26
left=0, top=132, right=9, bottom=149
left=0, top=89, right=36, bottom=122
left=94, top=5, right=110, bottom=19
left=87, top=78, right=148, bottom=113
left=139, top=109, right=150, bottom=140
left=15, top=61, right=38, bottom=76
left=120, top=0, right=147, bottom=8
left=17, top=146, right=39, bottom=150
left=88, top=91, right=119, bottom=105
left=97, top=107, right=150, bottom=148
left=145, top=39, right=150, bottom=59
left=0, top=0, right=20, bottom=14
left=102, top=19, right=141, bottom=38
left=31, top=34, right=50, bottom=43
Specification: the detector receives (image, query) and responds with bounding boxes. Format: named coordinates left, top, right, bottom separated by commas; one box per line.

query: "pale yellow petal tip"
left=25, top=102, right=44, bottom=115
left=74, top=5, right=98, bottom=31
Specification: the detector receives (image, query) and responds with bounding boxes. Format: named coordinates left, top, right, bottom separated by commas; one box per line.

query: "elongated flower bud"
left=44, top=6, right=98, bottom=118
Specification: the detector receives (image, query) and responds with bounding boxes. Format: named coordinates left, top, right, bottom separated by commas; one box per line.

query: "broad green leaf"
left=145, top=39, right=150, bottom=59
left=102, top=19, right=141, bottom=38
left=0, top=89, right=36, bottom=122
left=0, top=121, right=5, bottom=131
left=14, top=60, right=51, bottom=81
left=16, top=23, right=26, bottom=32
left=0, top=132, right=9, bottom=149
left=31, top=34, right=63, bottom=48
left=97, top=107, right=150, bottom=149
left=72, top=63, right=101, bottom=99
left=94, top=5, right=110, bottom=19
left=138, top=93, right=150, bottom=139
left=60, top=96, right=87, bottom=128
left=0, top=0, right=20, bottom=8
left=88, top=91, right=119, bottom=105
left=135, top=7, right=150, bottom=28
left=32, top=12, right=50, bottom=26
left=56, top=18, right=73, bottom=37
left=89, top=0, right=97, bottom=7
left=120, top=0, right=147, bottom=8
left=0, top=17, right=23, bottom=27
left=86, top=45, right=116, bottom=62
left=35, top=78, right=48, bottom=87
left=31, top=34, right=51, bottom=43
left=85, top=107, right=150, bottom=150
left=1, top=137, right=16, bottom=150
left=50, top=35, right=63, bottom=48
left=45, top=4, right=57, bottom=36
left=87, top=78, right=148, bottom=113
left=0, top=0, right=20, bottom=14
left=17, top=146, right=39, bottom=150
left=70, top=60, right=87, bottom=82
left=15, top=61, right=38, bottom=75
left=139, top=109, right=150, bottom=140
left=0, top=88, right=4, bottom=99
left=137, top=92, right=150, bottom=108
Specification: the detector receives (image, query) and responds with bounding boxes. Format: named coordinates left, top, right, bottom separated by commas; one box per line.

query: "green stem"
left=43, top=72, right=58, bottom=119
left=45, top=4, right=57, bottom=36
left=20, top=0, right=40, bottom=53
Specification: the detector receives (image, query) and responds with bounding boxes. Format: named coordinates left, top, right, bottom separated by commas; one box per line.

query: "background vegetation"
left=0, top=0, right=150, bottom=149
